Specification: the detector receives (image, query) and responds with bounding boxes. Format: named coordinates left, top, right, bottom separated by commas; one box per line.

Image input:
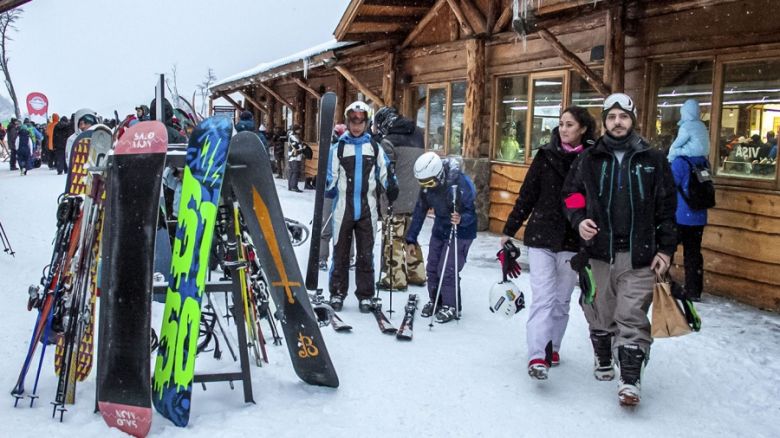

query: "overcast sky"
left=4, top=0, right=348, bottom=119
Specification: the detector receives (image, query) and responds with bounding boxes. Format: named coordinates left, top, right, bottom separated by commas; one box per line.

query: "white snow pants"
left=526, top=247, right=577, bottom=362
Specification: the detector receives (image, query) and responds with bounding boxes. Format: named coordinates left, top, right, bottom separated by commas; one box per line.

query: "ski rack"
left=157, top=148, right=255, bottom=405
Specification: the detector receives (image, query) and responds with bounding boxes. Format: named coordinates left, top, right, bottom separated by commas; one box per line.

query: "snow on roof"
left=212, top=39, right=357, bottom=90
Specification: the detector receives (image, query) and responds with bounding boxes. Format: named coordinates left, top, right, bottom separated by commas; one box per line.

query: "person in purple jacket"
left=667, top=99, right=709, bottom=302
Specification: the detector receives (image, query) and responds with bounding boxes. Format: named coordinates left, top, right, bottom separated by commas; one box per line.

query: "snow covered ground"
left=0, top=166, right=778, bottom=438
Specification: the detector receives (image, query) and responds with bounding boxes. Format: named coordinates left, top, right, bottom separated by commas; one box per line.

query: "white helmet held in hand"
left=414, top=152, right=444, bottom=187
left=489, top=280, right=525, bottom=318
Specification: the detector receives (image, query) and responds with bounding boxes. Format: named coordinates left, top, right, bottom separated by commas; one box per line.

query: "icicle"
left=303, top=57, right=310, bottom=79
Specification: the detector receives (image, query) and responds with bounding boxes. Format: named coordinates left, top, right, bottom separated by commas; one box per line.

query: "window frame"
left=410, top=81, right=467, bottom=156
left=646, top=50, right=780, bottom=191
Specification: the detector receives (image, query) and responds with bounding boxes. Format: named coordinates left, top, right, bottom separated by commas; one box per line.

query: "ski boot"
left=617, top=344, right=646, bottom=406
left=591, top=332, right=615, bottom=381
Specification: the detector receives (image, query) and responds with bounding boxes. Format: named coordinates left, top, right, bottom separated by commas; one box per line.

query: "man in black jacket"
left=373, top=107, right=427, bottom=290
left=562, top=93, right=677, bottom=406
left=53, top=116, right=71, bottom=174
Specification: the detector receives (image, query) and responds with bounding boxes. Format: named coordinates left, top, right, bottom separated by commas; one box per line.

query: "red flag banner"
left=26, top=92, right=49, bottom=122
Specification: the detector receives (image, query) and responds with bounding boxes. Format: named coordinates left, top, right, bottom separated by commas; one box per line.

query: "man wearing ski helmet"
left=65, top=109, right=98, bottom=161
left=562, top=92, right=677, bottom=406
left=326, top=100, right=397, bottom=313
left=405, top=152, right=476, bottom=323
left=373, top=106, right=427, bottom=291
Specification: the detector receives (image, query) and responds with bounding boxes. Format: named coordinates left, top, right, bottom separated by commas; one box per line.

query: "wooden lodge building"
left=210, top=0, right=780, bottom=311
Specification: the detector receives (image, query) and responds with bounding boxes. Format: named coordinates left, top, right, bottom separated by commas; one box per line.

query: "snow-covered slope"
left=0, top=166, right=778, bottom=437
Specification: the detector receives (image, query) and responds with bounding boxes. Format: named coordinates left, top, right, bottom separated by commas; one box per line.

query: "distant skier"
left=405, top=152, right=476, bottom=324
left=235, top=110, right=255, bottom=133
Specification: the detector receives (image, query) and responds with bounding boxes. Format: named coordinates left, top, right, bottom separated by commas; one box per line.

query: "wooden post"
left=401, top=0, right=448, bottom=50
left=462, top=38, right=484, bottom=159
left=609, top=4, right=625, bottom=93
left=267, top=96, right=276, bottom=132
left=538, top=28, right=611, bottom=97
left=292, top=77, right=322, bottom=99
left=382, top=52, right=396, bottom=108
left=293, top=87, right=305, bottom=128
left=334, top=65, right=385, bottom=107
left=336, top=74, right=347, bottom=123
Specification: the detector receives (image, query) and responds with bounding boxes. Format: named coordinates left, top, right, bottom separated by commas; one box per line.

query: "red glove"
left=497, top=248, right=522, bottom=279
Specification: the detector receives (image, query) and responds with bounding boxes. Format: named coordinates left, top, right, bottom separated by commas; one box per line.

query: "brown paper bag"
left=651, top=275, right=692, bottom=338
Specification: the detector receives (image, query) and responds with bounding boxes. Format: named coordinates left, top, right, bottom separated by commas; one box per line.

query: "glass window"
left=414, top=85, right=427, bottom=141
left=427, top=87, right=447, bottom=152
left=652, top=60, right=714, bottom=152
left=530, top=77, right=563, bottom=157
left=717, top=60, right=779, bottom=180
left=570, top=71, right=604, bottom=135
left=495, top=76, right=528, bottom=163
left=449, top=81, right=466, bottom=156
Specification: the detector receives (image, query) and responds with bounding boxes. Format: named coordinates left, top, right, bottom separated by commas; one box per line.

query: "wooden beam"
left=218, top=92, right=243, bottom=111
left=459, top=0, right=487, bottom=35
left=336, top=75, right=347, bottom=123
left=258, top=83, right=296, bottom=109
left=492, top=0, right=511, bottom=34
left=462, top=38, right=484, bottom=159
left=334, top=65, right=385, bottom=107
left=401, top=0, right=448, bottom=50
left=537, top=28, right=611, bottom=96
left=446, top=0, right=474, bottom=36
left=292, top=77, right=322, bottom=100
left=239, top=90, right=268, bottom=115
left=486, top=0, right=497, bottom=35
left=382, top=52, right=396, bottom=107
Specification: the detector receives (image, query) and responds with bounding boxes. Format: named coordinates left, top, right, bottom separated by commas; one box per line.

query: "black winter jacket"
left=502, top=129, right=583, bottom=253
left=562, top=133, right=677, bottom=268
left=53, top=120, right=70, bottom=151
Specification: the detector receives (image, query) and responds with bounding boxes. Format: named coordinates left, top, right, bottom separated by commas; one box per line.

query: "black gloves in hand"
left=497, top=240, right=522, bottom=278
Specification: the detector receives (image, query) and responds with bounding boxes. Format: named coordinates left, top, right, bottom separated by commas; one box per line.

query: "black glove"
left=570, top=249, right=595, bottom=305
left=386, top=182, right=399, bottom=203
left=496, top=240, right=522, bottom=279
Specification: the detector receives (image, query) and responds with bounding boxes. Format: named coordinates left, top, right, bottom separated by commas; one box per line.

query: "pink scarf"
left=561, top=142, right=583, bottom=153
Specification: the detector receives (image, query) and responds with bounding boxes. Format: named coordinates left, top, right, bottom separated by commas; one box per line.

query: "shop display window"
left=494, top=75, right=528, bottom=163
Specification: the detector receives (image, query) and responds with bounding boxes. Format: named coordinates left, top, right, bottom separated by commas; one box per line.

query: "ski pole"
left=0, top=220, right=15, bottom=257
left=429, top=226, right=454, bottom=329
left=386, top=204, right=394, bottom=317
left=451, top=185, right=460, bottom=321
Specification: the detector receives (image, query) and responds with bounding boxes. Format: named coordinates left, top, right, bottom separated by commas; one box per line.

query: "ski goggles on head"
left=418, top=176, right=439, bottom=188
left=602, top=93, right=636, bottom=114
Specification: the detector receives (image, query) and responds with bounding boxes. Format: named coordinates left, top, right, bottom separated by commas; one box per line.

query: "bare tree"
left=197, top=68, right=217, bottom=115
left=0, top=9, right=22, bottom=118
left=165, top=63, right=180, bottom=107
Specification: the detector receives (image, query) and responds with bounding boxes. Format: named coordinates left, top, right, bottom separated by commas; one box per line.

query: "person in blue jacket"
left=405, top=152, right=477, bottom=323
left=15, top=118, right=43, bottom=175
left=668, top=98, right=709, bottom=301
left=235, top=110, right=255, bottom=133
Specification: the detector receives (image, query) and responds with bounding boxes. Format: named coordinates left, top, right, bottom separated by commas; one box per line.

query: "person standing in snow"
left=272, top=126, right=287, bottom=178
left=15, top=119, right=43, bottom=175
left=287, top=125, right=306, bottom=192
left=326, top=101, right=397, bottom=313
left=7, top=118, right=19, bottom=171
left=66, top=109, right=98, bottom=161
left=372, top=106, right=427, bottom=291
left=501, top=106, right=596, bottom=380
left=406, top=152, right=476, bottom=324
left=667, top=99, right=710, bottom=302
left=562, top=93, right=677, bottom=406
left=53, top=116, right=70, bottom=175
left=318, top=124, right=352, bottom=271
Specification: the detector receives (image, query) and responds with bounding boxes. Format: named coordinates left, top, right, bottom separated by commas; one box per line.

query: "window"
left=530, top=76, right=564, bottom=158
left=651, top=60, right=714, bottom=152
left=413, top=81, right=467, bottom=155
left=495, top=75, right=528, bottom=163
left=570, top=72, right=604, bottom=135
left=717, top=60, right=779, bottom=180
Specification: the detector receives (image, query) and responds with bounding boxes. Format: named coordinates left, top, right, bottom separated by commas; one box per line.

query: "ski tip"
left=98, top=401, right=152, bottom=437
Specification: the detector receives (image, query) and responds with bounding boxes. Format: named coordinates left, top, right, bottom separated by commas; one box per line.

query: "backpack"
left=678, top=157, right=716, bottom=210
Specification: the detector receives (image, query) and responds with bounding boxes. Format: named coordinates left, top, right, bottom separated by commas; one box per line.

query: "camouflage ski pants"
left=377, top=214, right=426, bottom=289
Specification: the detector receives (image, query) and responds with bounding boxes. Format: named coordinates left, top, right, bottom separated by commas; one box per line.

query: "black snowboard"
left=96, top=121, right=168, bottom=437
left=305, top=92, right=337, bottom=290
left=227, top=131, right=339, bottom=388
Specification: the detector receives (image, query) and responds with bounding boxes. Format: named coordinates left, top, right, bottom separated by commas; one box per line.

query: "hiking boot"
left=435, top=306, right=456, bottom=324
left=358, top=298, right=374, bottom=313
left=420, top=301, right=436, bottom=318
left=590, top=332, right=615, bottom=381
left=329, top=295, right=344, bottom=312
left=551, top=351, right=560, bottom=367
left=618, top=344, right=646, bottom=406
left=528, top=358, right=549, bottom=380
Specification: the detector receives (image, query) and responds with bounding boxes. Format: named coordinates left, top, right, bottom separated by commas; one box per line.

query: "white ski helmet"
left=345, top=100, right=372, bottom=120
left=489, top=280, right=525, bottom=318
left=414, top=152, right=444, bottom=186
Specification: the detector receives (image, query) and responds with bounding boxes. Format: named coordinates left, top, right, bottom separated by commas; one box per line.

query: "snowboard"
left=152, top=116, right=232, bottom=427
left=305, top=92, right=337, bottom=290
left=97, top=121, right=168, bottom=437
left=227, top=131, right=339, bottom=388
left=64, top=130, right=93, bottom=195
